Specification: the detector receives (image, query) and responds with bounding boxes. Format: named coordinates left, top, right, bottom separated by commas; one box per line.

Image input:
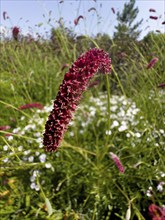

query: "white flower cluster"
left=68, top=94, right=153, bottom=139
left=30, top=170, right=40, bottom=191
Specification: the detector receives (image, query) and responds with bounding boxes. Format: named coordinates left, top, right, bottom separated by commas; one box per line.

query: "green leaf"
left=45, top=198, right=53, bottom=216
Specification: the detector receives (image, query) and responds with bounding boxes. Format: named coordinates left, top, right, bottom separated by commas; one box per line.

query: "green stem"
left=0, top=100, right=31, bottom=118
left=105, top=74, right=111, bottom=144
left=1, top=136, right=21, bottom=163
left=112, top=65, right=126, bottom=97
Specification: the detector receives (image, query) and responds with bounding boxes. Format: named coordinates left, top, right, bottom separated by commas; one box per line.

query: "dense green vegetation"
left=0, top=1, right=165, bottom=219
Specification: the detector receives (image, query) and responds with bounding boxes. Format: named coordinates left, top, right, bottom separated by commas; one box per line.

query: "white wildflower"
left=69, top=121, right=74, bottom=126
left=146, top=190, right=152, bottom=197
left=36, top=109, right=41, bottom=113
left=70, top=131, right=74, bottom=137
left=35, top=184, right=40, bottom=191
left=39, top=154, right=46, bottom=163
left=24, top=150, right=31, bottom=155
left=79, top=129, right=84, bottom=134
left=43, top=105, right=52, bottom=113
left=35, top=151, right=40, bottom=156
left=122, top=100, right=127, bottom=106
left=157, top=182, right=165, bottom=192
left=33, top=170, right=40, bottom=177
left=126, top=133, right=131, bottom=138
left=28, top=156, right=34, bottom=162
left=18, top=146, right=23, bottom=151
left=160, top=172, right=165, bottom=178
left=45, top=163, right=52, bottom=169
left=34, top=132, right=41, bottom=137
left=12, top=128, right=20, bottom=133
left=110, top=106, right=117, bottom=112
left=118, top=124, right=128, bottom=132
left=20, top=131, right=25, bottom=135
left=100, top=106, right=106, bottom=111
left=30, top=183, right=36, bottom=189
left=117, top=109, right=125, bottom=117
left=36, top=137, right=42, bottom=143
left=20, top=116, right=25, bottom=120
left=111, top=120, right=119, bottom=128
left=3, top=158, right=9, bottom=163
left=7, top=136, right=13, bottom=141
left=159, top=129, right=164, bottom=134
left=135, top=132, right=141, bottom=138
left=30, top=176, right=36, bottom=182
left=37, top=118, right=44, bottom=125
left=106, top=130, right=112, bottom=135
left=39, top=143, right=43, bottom=148
left=3, top=145, right=8, bottom=151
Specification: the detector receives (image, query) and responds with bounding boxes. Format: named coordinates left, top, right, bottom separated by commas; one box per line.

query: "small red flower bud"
left=147, top=57, right=159, bottom=69
left=150, top=16, right=158, bottom=20
left=3, top=11, right=7, bottom=20
left=149, top=9, right=156, bottom=12
left=88, top=7, right=96, bottom=12
left=109, top=152, right=125, bottom=173
left=111, top=7, right=115, bottom=14
left=74, top=15, right=84, bottom=25
left=158, top=83, right=165, bottom=88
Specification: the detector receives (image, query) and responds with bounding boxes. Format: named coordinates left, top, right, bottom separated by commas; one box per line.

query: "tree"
left=114, top=0, right=143, bottom=40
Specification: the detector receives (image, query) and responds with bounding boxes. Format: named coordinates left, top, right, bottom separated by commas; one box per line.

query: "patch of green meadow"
left=0, top=17, right=165, bottom=220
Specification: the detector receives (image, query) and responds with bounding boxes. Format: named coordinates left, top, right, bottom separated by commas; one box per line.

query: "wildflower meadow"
left=0, top=1, right=165, bottom=219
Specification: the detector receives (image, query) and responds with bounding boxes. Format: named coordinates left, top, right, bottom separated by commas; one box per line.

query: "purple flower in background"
left=149, top=9, right=156, bottom=12
left=88, top=7, right=96, bottom=13
left=43, top=48, right=111, bottom=152
left=0, top=125, right=11, bottom=131
left=147, top=57, right=159, bottom=69
left=158, top=83, right=165, bottom=88
left=109, top=152, right=125, bottom=173
left=148, top=204, right=165, bottom=220
left=3, top=11, right=7, bottom=20
left=12, top=26, right=20, bottom=40
left=111, top=7, right=115, bottom=14
left=74, top=15, right=84, bottom=25
left=150, top=16, right=158, bottom=20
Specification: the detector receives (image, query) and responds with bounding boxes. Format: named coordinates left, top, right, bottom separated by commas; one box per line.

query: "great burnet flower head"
left=12, top=26, right=20, bottom=40
left=43, top=48, right=111, bottom=152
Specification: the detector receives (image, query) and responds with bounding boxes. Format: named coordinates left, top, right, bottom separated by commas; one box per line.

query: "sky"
left=0, top=0, right=165, bottom=40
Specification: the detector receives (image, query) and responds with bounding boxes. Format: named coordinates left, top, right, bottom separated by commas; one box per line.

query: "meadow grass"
left=0, top=9, right=165, bottom=220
